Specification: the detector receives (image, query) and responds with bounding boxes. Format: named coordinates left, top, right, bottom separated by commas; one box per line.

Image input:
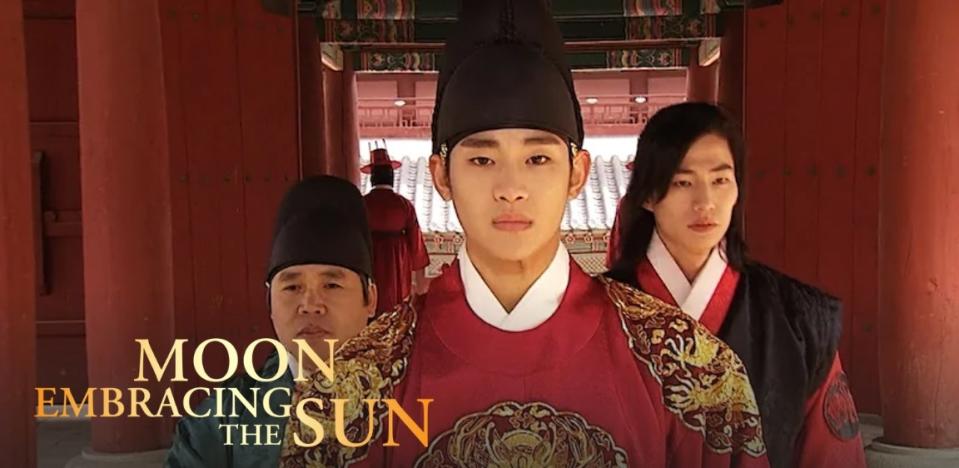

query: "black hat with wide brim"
left=431, top=0, right=584, bottom=154
left=266, top=175, right=373, bottom=284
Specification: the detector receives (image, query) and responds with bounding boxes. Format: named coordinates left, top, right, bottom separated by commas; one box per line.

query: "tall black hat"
left=431, top=0, right=584, bottom=155
left=265, top=175, right=373, bottom=284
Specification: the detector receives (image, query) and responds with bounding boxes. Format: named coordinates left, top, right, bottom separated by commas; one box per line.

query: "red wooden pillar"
left=718, top=10, right=745, bottom=125
left=319, top=55, right=361, bottom=185
left=75, top=0, right=173, bottom=461
left=342, top=56, right=361, bottom=185
left=873, top=0, right=959, bottom=454
left=321, top=63, right=345, bottom=177
left=686, top=46, right=718, bottom=103
left=298, top=15, right=328, bottom=177
left=0, top=1, right=38, bottom=465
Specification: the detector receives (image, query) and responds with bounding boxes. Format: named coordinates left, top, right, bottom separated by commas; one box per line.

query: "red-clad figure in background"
left=361, top=147, right=431, bottom=316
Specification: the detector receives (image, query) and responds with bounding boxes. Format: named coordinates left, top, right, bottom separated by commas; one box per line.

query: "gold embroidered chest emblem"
left=416, top=401, right=628, bottom=468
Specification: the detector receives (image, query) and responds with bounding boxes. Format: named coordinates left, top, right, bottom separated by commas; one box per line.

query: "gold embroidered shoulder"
left=280, top=300, right=417, bottom=467
left=601, top=276, right=766, bottom=457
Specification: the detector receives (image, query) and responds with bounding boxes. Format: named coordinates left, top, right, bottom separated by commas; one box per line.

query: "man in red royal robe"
left=279, top=2, right=770, bottom=467
left=362, top=148, right=431, bottom=316
left=633, top=233, right=863, bottom=468
left=359, top=245, right=767, bottom=467
left=607, top=102, right=865, bottom=468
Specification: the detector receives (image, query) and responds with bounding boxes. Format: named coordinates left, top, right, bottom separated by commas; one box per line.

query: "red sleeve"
left=405, top=200, right=430, bottom=270
left=668, top=420, right=770, bottom=468
left=795, top=354, right=866, bottom=468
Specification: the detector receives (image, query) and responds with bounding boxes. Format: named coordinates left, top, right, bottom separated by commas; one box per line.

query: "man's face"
left=430, top=128, right=590, bottom=263
left=270, top=264, right=376, bottom=362
left=645, top=133, right=738, bottom=260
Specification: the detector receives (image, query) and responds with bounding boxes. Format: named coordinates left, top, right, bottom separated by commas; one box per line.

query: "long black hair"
left=606, top=102, right=748, bottom=285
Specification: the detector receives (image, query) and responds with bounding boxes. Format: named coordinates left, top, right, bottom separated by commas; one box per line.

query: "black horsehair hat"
left=265, top=175, right=373, bottom=285
left=432, top=0, right=584, bottom=156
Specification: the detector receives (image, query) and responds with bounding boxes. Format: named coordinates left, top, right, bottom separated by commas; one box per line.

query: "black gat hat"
left=266, top=175, right=373, bottom=284
left=431, top=0, right=584, bottom=155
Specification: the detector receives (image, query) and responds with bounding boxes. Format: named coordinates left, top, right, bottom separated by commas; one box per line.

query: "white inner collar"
left=647, top=230, right=727, bottom=321
left=458, top=242, right=570, bottom=332
left=287, top=352, right=297, bottom=378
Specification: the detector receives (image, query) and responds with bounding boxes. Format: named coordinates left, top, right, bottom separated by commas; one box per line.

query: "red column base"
left=866, top=441, right=959, bottom=468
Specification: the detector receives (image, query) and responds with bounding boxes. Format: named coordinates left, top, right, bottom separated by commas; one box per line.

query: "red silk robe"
left=636, top=259, right=866, bottom=468
left=287, top=259, right=770, bottom=467
left=280, top=259, right=771, bottom=467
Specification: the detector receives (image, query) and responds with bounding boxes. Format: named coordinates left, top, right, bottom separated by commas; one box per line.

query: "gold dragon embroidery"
left=601, top=276, right=766, bottom=457
left=279, top=300, right=417, bottom=467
